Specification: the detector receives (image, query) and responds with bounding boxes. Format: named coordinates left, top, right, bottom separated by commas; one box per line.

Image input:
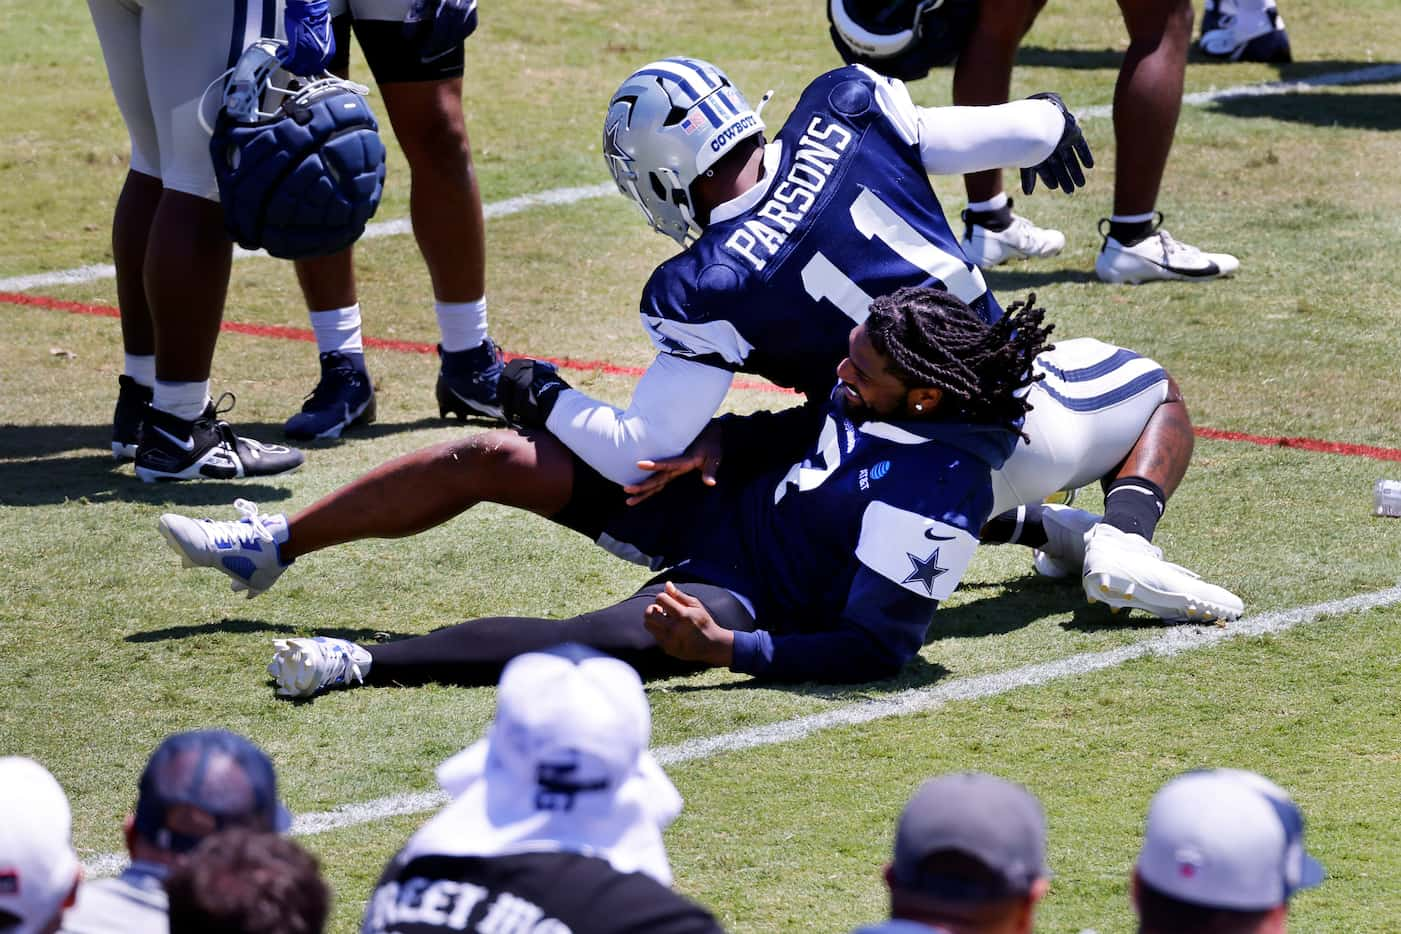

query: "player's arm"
left=624, top=400, right=829, bottom=505
left=860, top=65, right=1083, bottom=181
left=542, top=352, right=734, bottom=487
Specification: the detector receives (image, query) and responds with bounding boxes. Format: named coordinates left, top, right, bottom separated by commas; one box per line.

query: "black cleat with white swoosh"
left=135, top=393, right=304, bottom=482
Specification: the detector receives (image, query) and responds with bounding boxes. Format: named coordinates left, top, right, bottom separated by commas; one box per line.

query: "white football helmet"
left=603, top=58, right=765, bottom=246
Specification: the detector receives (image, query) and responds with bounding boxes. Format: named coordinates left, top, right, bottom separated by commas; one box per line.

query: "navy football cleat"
left=436, top=338, right=505, bottom=421
left=1199, top=0, right=1292, bottom=63
left=112, top=375, right=153, bottom=461
left=284, top=351, right=377, bottom=440
left=135, top=394, right=304, bottom=482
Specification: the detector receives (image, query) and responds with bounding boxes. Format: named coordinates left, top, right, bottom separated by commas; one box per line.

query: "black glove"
left=499, top=358, right=572, bottom=429
left=1020, top=92, right=1094, bottom=196
left=401, top=0, right=477, bottom=64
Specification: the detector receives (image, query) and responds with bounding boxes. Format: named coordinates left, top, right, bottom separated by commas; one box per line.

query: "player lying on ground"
left=492, top=56, right=1210, bottom=601
left=158, top=287, right=1243, bottom=696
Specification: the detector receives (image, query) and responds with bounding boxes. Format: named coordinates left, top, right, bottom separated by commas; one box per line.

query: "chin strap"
left=754, top=88, right=776, bottom=119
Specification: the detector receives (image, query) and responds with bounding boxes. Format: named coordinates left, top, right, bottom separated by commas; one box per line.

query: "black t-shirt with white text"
left=362, top=850, right=724, bottom=934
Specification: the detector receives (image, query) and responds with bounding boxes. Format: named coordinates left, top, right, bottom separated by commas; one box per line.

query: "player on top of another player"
left=162, top=288, right=1242, bottom=696
left=159, top=58, right=1240, bottom=627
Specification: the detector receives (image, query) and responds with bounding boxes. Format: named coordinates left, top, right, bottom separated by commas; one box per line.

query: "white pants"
left=991, top=338, right=1171, bottom=515
left=87, top=0, right=291, bottom=200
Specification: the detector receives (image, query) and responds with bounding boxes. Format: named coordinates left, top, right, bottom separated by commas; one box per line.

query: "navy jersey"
left=608, top=392, right=1018, bottom=682
left=639, top=65, right=1003, bottom=400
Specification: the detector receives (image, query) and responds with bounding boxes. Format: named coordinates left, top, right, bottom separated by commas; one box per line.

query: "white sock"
left=152, top=380, right=210, bottom=423
left=308, top=304, right=364, bottom=355
left=1110, top=211, right=1156, bottom=225
left=967, top=192, right=1010, bottom=213
left=124, top=353, right=155, bottom=388
left=435, top=297, right=488, bottom=353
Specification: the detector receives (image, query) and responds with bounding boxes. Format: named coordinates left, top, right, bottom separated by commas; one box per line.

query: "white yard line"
left=0, top=183, right=616, bottom=293
left=81, top=584, right=1401, bottom=877
left=9, top=64, right=1401, bottom=294
left=1076, top=61, right=1401, bottom=119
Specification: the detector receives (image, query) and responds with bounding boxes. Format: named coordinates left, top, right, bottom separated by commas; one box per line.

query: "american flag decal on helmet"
left=679, top=110, right=708, bottom=135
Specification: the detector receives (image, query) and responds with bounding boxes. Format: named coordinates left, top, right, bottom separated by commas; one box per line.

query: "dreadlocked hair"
left=864, top=286, right=1054, bottom=437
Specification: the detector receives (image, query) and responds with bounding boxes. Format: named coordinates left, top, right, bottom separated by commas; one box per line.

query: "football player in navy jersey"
left=159, top=60, right=1242, bottom=676
left=159, top=287, right=1240, bottom=695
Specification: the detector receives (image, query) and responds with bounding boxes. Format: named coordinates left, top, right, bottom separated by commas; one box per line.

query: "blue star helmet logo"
left=902, top=545, right=949, bottom=595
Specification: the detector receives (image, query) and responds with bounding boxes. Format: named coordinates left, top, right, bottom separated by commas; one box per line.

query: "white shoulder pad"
left=855, top=500, right=978, bottom=600
left=641, top=314, right=755, bottom=366
left=852, top=64, right=920, bottom=146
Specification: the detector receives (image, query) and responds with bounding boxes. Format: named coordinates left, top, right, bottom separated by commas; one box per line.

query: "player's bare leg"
left=953, top=0, right=1064, bottom=269
left=952, top=0, right=1041, bottom=204
left=146, top=191, right=231, bottom=382
left=109, top=169, right=161, bottom=458
left=113, top=170, right=161, bottom=359
left=381, top=78, right=485, bottom=305
left=1096, top=0, right=1238, bottom=282
left=1112, top=0, right=1192, bottom=216
left=380, top=77, right=501, bottom=420
left=1102, top=376, right=1192, bottom=499
left=282, top=429, right=575, bottom=559
left=158, top=429, right=577, bottom=596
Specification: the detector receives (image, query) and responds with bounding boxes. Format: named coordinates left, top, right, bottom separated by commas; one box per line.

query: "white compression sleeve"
left=544, top=353, right=735, bottom=487
left=915, top=99, right=1064, bottom=177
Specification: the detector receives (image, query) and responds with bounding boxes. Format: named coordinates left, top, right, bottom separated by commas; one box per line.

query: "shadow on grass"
left=984, top=268, right=1100, bottom=292
left=1059, top=601, right=1184, bottom=633
left=1209, top=90, right=1401, bottom=131
left=0, top=416, right=483, bottom=507
left=1017, top=47, right=1395, bottom=81
left=0, top=453, right=294, bottom=508
left=923, top=573, right=1063, bottom=642
left=1015, top=45, right=1125, bottom=71
left=651, top=656, right=953, bottom=699
left=126, top=618, right=414, bottom=643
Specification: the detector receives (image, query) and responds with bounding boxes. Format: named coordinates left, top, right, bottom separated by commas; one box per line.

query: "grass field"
left=2, top=0, right=1400, bottom=930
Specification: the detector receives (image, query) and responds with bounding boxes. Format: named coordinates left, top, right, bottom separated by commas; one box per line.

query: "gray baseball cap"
left=891, top=772, right=1048, bottom=901
left=1137, top=769, right=1325, bottom=911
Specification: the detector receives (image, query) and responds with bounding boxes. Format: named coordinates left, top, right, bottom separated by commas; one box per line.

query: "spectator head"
left=127, top=730, right=292, bottom=864
left=0, top=758, right=81, bottom=934
left=1133, top=769, right=1324, bottom=934
left=884, top=772, right=1050, bottom=934
left=165, top=829, right=328, bottom=934
left=403, top=644, right=683, bottom=884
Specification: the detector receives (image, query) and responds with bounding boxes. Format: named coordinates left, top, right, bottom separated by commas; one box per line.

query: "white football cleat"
left=268, top=637, right=372, bottom=698
left=1081, top=523, right=1244, bottom=622
left=1096, top=217, right=1239, bottom=284
left=1032, top=504, right=1101, bottom=579
left=159, top=499, right=290, bottom=598
left=962, top=212, right=1066, bottom=270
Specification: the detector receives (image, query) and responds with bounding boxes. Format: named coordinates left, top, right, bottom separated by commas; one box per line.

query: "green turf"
left=3, top=0, right=1401, bottom=931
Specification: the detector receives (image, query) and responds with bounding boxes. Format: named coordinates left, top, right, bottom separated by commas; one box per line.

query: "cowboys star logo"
left=902, top=545, right=950, bottom=596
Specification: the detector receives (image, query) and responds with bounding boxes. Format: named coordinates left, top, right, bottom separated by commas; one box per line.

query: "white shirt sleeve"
left=860, top=64, right=1064, bottom=177
left=914, top=99, right=1064, bottom=177
left=543, top=353, right=735, bottom=487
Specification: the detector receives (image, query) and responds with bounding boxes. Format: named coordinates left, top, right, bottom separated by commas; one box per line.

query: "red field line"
left=1, top=290, right=785, bottom=393
left=7, top=289, right=1400, bottom=462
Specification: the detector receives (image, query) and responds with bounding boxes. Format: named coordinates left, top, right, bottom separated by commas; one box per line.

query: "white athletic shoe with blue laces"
left=268, top=637, right=372, bottom=698
left=158, top=499, right=290, bottom=598
left=1082, top=523, right=1244, bottom=622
